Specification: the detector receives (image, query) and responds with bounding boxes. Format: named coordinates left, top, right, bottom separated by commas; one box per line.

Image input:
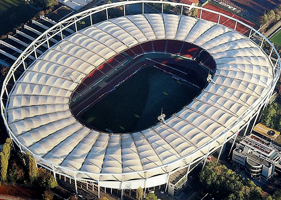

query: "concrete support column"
left=185, top=155, right=193, bottom=179
left=217, top=14, right=221, bottom=24
left=248, top=106, right=262, bottom=134
left=74, top=171, right=78, bottom=194
left=165, top=165, right=172, bottom=192
left=202, top=144, right=211, bottom=169
left=217, top=133, right=228, bottom=164
left=60, top=25, right=64, bottom=40
left=243, top=120, right=251, bottom=137
left=228, top=131, right=239, bottom=157
left=144, top=172, right=148, bottom=197
left=98, top=181, right=100, bottom=199
left=90, top=12, right=93, bottom=26
left=52, top=165, right=56, bottom=182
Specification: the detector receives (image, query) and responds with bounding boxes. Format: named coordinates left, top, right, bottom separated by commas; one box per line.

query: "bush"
left=37, top=168, right=57, bottom=189
left=25, top=151, right=37, bottom=184
left=0, top=138, right=12, bottom=182
left=146, top=193, right=157, bottom=200
left=8, top=160, right=25, bottom=183
left=44, top=189, right=54, bottom=200
left=136, top=186, right=143, bottom=200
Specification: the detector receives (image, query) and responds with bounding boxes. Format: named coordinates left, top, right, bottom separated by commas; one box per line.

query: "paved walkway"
left=264, top=20, right=281, bottom=38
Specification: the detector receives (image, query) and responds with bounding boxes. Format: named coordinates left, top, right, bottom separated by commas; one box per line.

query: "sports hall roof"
left=6, top=13, right=274, bottom=181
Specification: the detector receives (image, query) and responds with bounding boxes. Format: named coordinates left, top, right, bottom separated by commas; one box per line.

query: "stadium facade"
left=1, top=1, right=280, bottom=198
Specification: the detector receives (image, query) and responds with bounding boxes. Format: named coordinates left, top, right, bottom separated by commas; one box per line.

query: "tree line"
left=199, top=162, right=262, bottom=200
left=260, top=5, right=281, bottom=25
left=200, top=162, right=281, bottom=200
left=0, top=138, right=57, bottom=200
left=260, top=102, right=281, bottom=132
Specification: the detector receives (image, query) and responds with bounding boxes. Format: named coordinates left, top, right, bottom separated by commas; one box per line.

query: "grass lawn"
left=270, top=29, right=281, bottom=46
left=0, top=0, right=38, bottom=35
left=80, top=66, right=201, bottom=133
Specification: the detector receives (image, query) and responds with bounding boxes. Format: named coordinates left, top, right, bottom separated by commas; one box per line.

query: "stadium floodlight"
left=157, top=108, right=166, bottom=124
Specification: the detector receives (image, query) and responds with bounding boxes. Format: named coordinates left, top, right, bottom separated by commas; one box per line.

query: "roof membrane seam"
left=37, top=58, right=88, bottom=76
left=78, top=132, right=102, bottom=171
left=151, top=127, right=181, bottom=158
left=29, top=122, right=84, bottom=152
left=12, top=114, right=74, bottom=138
left=195, top=98, right=239, bottom=118
left=8, top=108, right=70, bottom=125
left=217, top=73, right=267, bottom=89
left=215, top=74, right=259, bottom=98
left=140, top=131, right=164, bottom=166
left=53, top=128, right=93, bottom=167
left=172, top=114, right=210, bottom=146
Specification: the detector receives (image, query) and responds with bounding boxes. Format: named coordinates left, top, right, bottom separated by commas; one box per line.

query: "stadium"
left=1, top=0, right=280, bottom=198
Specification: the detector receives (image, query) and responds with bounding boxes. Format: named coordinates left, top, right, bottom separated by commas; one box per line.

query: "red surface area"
left=200, top=3, right=256, bottom=35
left=0, top=185, right=43, bottom=199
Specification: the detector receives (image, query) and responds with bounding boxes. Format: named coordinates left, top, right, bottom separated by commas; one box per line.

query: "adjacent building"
left=232, top=134, right=281, bottom=179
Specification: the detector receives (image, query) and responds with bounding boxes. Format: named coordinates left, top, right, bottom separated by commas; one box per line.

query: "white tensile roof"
left=7, top=14, right=273, bottom=182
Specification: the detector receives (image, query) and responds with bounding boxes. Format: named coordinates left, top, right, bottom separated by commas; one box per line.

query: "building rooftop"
left=253, top=123, right=280, bottom=140
left=241, top=134, right=274, bottom=156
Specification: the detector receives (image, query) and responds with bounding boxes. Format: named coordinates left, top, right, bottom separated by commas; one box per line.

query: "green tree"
left=43, top=0, right=54, bottom=7
left=8, top=160, right=25, bottom=183
left=2, top=138, right=12, bottom=159
left=261, top=14, right=268, bottom=24
left=37, top=168, right=57, bottom=189
left=0, top=138, right=12, bottom=182
left=0, top=152, right=8, bottom=181
left=261, top=103, right=280, bottom=129
left=146, top=193, right=157, bottom=200
left=26, top=151, right=37, bottom=183
left=199, top=163, right=262, bottom=200
left=273, top=188, right=281, bottom=200
left=248, top=186, right=262, bottom=200
left=44, top=189, right=54, bottom=200
left=266, top=196, right=273, bottom=200
left=136, top=186, right=143, bottom=200
left=268, top=10, right=276, bottom=20
left=163, top=4, right=171, bottom=12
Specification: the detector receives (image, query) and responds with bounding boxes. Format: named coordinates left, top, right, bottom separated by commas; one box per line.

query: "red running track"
left=200, top=3, right=256, bottom=35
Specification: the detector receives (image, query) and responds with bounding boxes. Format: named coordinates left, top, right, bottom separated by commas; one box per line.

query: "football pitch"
left=270, top=29, right=281, bottom=46
left=80, top=66, right=202, bottom=133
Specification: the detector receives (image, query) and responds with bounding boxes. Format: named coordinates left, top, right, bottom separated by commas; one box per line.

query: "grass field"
left=270, top=29, right=281, bottom=46
left=0, top=0, right=38, bottom=35
left=80, top=66, right=202, bottom=133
